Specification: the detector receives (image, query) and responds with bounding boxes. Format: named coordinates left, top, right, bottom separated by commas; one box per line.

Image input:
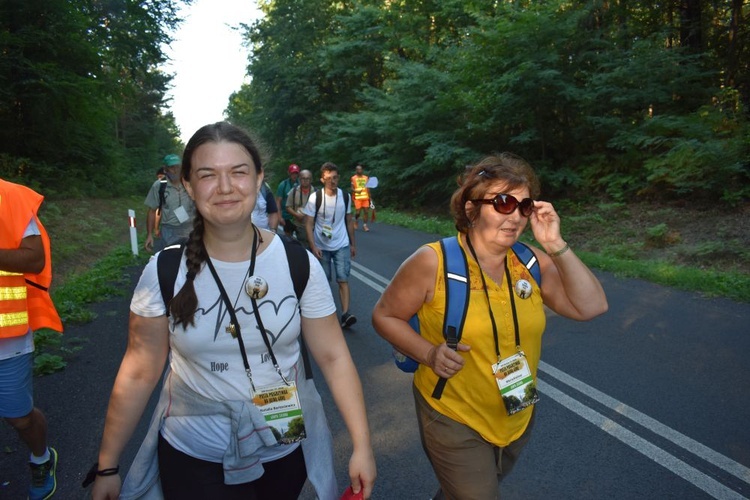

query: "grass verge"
left=32, top=196, right=149, bottom=375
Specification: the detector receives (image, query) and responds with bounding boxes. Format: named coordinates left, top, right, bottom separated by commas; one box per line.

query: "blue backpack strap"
left=440, top=236, right=470, bottom=344
left=431, top=236, right=469, bottom=399
left=394, top=236, right=471, bottom=376
left=511, top=241, right=542, bottom=286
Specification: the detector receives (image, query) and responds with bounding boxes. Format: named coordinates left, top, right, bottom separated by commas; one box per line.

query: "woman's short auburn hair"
left=450, top=153, right=541, bottom=233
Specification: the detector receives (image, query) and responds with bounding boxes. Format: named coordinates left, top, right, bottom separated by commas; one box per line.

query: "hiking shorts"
left=0, top=352, right=34, bottom=418
left=354, top=198, right=370, bottom=210
left=320, top=246, right=351, bottom=283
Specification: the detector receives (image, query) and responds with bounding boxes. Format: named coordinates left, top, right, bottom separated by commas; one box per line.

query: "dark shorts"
left=158, top=433, right=307, bottom=500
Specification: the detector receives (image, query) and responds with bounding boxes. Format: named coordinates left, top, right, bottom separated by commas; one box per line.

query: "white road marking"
left=538, top=379, right=747, bottom=500
left=539, top=361, right=750, bottom=486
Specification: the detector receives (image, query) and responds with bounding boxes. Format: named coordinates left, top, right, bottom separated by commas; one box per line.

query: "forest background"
left=1, top=0, right=749, bottom=303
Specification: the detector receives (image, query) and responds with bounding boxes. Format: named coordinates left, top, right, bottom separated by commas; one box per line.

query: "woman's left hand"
left=348, top=445, right=377, bottom=499
left=529, top=200, right=564, bottom=248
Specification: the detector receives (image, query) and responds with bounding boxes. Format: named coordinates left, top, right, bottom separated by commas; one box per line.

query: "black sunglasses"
left=471, top=193, right=535, bottom=217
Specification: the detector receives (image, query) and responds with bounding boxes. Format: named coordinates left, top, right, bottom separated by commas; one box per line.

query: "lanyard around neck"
left=322, top=189, right=339, bottom=223
left=203, top=227, right=289, bottom=391
left=465, top=234, right=522, bottom=360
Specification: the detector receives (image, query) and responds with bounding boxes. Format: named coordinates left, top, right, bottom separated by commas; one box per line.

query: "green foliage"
left=0, top=0, right=186, bottom=197
left=31, top=244, right=145, bottom=375
left=232, top=0, right=747, bottom=209
left=374, top=207, right=454, bottom=237
left=645, top=223, right=681, bottom=248
left=33, top=354, right=67, bottom=376
left=285, top=416, right=306, bottom=441
left=51, top=246, right=146, bottom=324
left=584, top=252, right=750, bottom=303
left=32, top=329, right=86, bottom=376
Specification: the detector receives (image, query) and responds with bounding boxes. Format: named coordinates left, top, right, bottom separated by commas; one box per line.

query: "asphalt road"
left=1, top=222, right=749, bottom=499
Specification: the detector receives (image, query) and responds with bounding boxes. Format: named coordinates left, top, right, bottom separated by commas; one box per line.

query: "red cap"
left=288, top=164, right=300, bottom=174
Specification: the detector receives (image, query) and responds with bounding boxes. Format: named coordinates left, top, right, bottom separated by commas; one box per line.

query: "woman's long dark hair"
left=169, top=122, right=263, bottom=328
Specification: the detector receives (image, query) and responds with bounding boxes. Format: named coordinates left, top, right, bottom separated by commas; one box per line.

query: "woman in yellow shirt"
left=373, top=153, right=608, bottom=499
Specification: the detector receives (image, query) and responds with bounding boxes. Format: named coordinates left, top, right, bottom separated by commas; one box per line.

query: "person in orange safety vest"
left=350, top=164, right=372, bottom=232
left=0, top=178, right=63, bottom=500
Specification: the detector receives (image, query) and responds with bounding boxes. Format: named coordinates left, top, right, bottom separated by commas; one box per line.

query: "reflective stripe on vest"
left=0, top=270, right=30, bottom=337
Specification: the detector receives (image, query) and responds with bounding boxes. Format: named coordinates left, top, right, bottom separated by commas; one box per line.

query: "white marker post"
left=128, top=209, right=138, bottom=256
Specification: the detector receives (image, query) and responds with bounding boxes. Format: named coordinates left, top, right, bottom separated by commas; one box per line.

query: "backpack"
left=392, top=236, right=542, bottom=397
left=289, top=185, right=304, bottom=211
left=313, top=188, right=350, bottom=226
left=156, top=235, right=315, bottom=379
left=156, top=178, right=168, bottom=215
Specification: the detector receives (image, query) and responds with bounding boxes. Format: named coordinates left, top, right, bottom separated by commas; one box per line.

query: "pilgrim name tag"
left=251, top=381, right=306, bottom=444
left=491, top=351, right=539, bottom=416
left=173, top=205, right=189, bottom=223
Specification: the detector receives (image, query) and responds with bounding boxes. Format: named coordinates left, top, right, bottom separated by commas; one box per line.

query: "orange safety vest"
left=0, top=179, right=63, bottom=338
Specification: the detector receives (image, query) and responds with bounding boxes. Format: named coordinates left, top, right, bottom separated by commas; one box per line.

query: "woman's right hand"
left=91, top=474, right=122, bottom=500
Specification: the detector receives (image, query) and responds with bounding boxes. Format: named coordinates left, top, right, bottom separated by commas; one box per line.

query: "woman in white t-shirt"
left=91, top=122, right=376, bottom=500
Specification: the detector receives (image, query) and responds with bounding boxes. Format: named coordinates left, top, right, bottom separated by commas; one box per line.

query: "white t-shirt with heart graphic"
left=130, top=235, right=335, bottom=462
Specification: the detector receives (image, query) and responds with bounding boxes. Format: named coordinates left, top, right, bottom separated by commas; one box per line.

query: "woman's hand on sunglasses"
left=528, top=200, right=565, bottom=250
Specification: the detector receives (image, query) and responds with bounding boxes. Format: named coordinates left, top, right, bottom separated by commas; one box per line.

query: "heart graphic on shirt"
left=236, top=294, right=299, bottom=346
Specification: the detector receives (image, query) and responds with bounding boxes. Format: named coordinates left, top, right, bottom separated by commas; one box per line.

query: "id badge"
left=251, top=381, right=306, bottom=444
left=321, top=223, right=333, bottom=239
left=491, top=351, right=539, bottom=416
left=173, top=205, right=189, bottom=223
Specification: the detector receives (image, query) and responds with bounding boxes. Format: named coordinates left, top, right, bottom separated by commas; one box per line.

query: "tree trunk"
left=679, top=0, right=702, bottom=51
left=724, top=0, right=742, bottom=89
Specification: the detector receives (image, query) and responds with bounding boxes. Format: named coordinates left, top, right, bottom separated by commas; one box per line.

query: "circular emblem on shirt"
left=245, top=275, right=269, bottom=299
left=514, top=279, right=533, bottom=299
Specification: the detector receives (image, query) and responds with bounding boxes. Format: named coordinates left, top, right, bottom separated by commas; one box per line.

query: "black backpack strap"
left=280, top=235, right=313, bottom=379
left=157, top=179, right=168, bottom=215
left=314, top=188, right=349, bottom=225
left=281, top=235, right=309, bottom=300
left=157, top=244, right=185, bottom=316
left=313, top=188, right=322, bottom=227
